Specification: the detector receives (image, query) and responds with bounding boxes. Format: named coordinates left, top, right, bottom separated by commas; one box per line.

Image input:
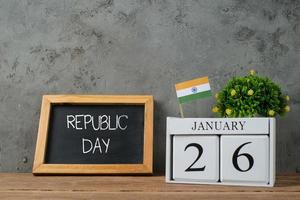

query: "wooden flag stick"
left=179, top=103, right=184, bottom=118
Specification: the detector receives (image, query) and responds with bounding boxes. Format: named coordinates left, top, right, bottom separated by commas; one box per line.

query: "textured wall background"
left=0, top=0, right=299, bottom=173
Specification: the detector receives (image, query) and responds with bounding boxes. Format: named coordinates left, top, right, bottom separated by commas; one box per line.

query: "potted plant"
left=212, top=70, right=290, bottom=117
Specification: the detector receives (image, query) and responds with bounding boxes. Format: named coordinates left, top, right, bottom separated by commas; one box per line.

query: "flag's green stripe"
left=178, top=90, right=212, bottom=104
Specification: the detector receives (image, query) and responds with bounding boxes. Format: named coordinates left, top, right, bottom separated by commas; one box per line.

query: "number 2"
left=184, top=143, right=206, bottom=172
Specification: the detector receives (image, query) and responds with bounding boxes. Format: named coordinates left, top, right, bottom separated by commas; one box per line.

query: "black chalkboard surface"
left=45, top=105, right=144, bottom=164
left=33, top=95, right=153, bottom=175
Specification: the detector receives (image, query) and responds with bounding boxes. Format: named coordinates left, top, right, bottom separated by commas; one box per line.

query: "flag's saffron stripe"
left=176, top=83, right=211, bottom=98
left=175, top=76, right=209, bottom=91
left=178, top=90, right=212, bottom=104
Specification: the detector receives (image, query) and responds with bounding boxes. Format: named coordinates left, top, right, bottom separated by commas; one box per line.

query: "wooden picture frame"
left=33, top=95, right=153, bottom=175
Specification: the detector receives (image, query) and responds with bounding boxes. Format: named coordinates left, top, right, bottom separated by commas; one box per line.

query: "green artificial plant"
left=212, top=70, right=290, bottom=117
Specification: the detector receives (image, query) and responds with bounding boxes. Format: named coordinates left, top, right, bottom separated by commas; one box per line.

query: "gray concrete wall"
left=0, top=0, right=299, bottom=173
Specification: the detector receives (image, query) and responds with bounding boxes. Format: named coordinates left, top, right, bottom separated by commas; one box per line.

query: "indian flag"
left=175, top=76, right=212, bottom=104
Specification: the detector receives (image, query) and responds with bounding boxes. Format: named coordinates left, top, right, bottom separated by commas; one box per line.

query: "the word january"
left=67, top=114, right=128, bottom=131
left=191, top=120, right=246, bottom=131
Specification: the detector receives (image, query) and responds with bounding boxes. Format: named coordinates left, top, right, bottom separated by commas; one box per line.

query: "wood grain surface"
left=0, top=173, right=299, bottom=199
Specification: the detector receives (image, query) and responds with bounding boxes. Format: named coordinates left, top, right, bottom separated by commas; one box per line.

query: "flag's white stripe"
left=176, top=83, right=211, bottom=98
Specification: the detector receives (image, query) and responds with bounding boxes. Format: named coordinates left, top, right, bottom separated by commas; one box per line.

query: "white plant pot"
left=165, top=117, right=275, bottom=187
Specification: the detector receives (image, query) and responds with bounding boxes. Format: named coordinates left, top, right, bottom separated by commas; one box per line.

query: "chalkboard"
left=33, top=95, right=153, bottom=175
left=46, top=105, right=144, bottom=164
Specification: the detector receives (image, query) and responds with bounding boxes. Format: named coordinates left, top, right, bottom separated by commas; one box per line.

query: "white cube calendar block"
left=166, top=117, right=275, bottom=187
left=173, top=135, right=219, bottom=182
left=220, top=135, right=269, bottom=184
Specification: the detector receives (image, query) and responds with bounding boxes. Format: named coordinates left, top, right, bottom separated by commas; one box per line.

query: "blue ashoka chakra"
left=191, top=87, right=198, bottom=93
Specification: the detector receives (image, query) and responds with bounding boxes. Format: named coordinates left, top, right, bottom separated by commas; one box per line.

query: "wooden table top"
left=0, top=173, right=299, bottom=199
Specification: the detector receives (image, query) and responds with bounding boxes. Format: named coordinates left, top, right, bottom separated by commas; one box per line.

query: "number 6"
left=232, top=142, right=254, bottom=172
